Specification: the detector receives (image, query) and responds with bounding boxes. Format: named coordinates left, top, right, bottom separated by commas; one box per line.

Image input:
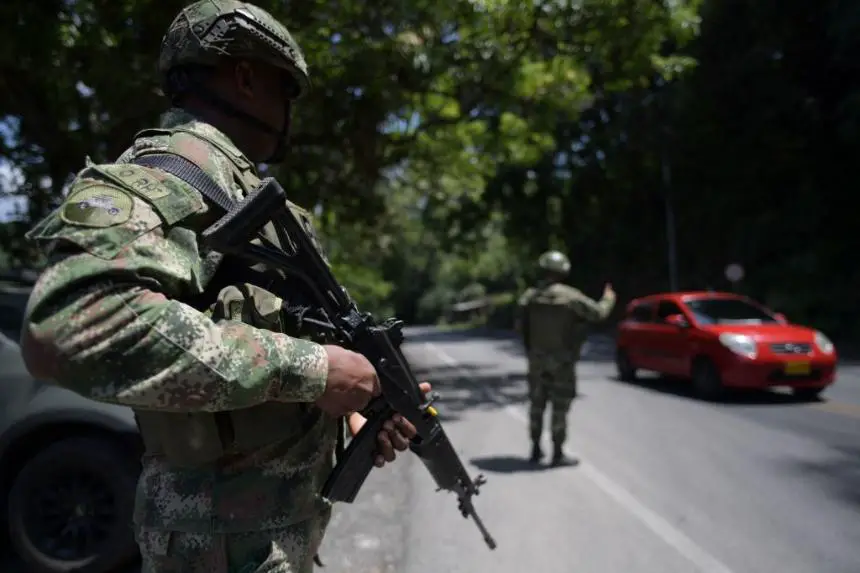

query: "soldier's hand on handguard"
left=315, top=345, right=382, bottom=417
left=348, top=382, right=433, bottom=468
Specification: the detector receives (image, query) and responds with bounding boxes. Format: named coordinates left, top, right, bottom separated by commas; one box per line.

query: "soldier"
left=516, top=250, right=616, bottom=467
left=19, top=2, right=427, bottom=572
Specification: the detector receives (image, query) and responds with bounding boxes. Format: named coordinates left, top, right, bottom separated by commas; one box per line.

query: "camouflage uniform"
left=21, top=3, right=340, bottom=572
left=516, top=251, right=615, bottom=465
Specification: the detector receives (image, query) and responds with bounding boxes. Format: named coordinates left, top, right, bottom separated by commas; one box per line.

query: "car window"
left=656, top=301, right=684, bottom=322
left=684, top=297, right=778, bottom=325
left=627, top=303, right=654, bottom=323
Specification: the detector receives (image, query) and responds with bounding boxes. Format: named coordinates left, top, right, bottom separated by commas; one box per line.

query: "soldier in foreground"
left=516, top=250, right=616, bottom=466
left=19, top=2, right=425, bottom=571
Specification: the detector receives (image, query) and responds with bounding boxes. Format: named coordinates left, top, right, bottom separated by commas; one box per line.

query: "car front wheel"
left=692, top=358, right=724, bottom=401
left=616, top=348, right=638, bottom=382
left=7, top=436, right=140, bottom=573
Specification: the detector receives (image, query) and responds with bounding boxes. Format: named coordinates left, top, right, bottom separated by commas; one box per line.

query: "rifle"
left=195, top=174, right=497, bottom=550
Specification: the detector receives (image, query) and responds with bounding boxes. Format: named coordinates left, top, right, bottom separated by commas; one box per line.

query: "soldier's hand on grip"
left=316, top=345, right=382, bottom=417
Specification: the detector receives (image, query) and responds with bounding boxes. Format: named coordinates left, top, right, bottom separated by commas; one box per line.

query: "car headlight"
left=719, top=333, right=757, bottom=359
left=814, top=331, right=834, bottom=354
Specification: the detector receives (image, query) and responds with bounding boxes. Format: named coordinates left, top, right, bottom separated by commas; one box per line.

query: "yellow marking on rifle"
left=427, top=406, right=438, bottom=417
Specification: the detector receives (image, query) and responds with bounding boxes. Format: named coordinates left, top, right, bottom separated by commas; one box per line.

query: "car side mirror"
left=774, top=312, right=787, bottom=323
left=665, top=313, right=689, bottom=328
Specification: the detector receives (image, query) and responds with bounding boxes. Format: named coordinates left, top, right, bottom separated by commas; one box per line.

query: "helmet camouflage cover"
left=159, top=0, right=310, bottom=99
left=538, top=250, right=571, bottom=274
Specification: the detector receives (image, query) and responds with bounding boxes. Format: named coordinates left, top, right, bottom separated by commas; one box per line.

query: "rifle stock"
left=202, top=177, right=497, bottom=551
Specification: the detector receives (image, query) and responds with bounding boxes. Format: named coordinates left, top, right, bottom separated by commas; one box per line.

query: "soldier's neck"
left=179, top=102, right=257, bottom=159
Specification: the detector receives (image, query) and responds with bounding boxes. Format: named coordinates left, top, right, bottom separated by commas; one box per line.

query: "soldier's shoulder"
left=549, top=282, right=580, bottom=295
left=25, top=158, right=207, bottom=258
left=550, top=283, right=586, bottom=302
left=139, top=130, right=238, bottom=190
left=128, top=117, right=251, bottom=200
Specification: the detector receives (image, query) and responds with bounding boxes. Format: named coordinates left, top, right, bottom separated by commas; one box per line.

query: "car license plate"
left=785, top=361, right=811, bottom=376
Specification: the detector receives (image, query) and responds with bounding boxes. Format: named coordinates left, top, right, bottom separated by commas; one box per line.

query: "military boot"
left=551, top=445, right=578, bottom=467
left=529, top=443, right=543, bottom=464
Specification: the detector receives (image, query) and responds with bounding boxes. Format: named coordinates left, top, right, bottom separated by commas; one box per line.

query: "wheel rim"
left=21, top=469, right=117, bottom=562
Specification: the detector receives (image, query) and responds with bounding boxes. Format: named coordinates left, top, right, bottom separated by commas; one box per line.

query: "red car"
left=615, top=291, right=837, bottom=400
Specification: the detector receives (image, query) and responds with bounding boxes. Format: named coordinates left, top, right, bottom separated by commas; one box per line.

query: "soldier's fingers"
left=393, top=415, right=417, bottom=439
left=390, top=430, right=409, bottom=451
left=377, top=431, right=396, bottom=462
left=374, top=454, right=385, bottom=467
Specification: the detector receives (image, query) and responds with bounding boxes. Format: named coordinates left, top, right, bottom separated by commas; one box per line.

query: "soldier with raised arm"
left=20, top=2, right=426, bottom=571
left=516, top=250, right=616, bottom=466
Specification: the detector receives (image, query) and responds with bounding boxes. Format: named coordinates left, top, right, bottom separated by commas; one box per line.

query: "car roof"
left=627, top=291, right=746, bottom=308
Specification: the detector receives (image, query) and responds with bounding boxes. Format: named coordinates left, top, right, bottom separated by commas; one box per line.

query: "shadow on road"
left=615, top=374, right=825, bottom=406
left=404, top=326, right=521, bottom=344
left=493, top=338, right=617, bottom=364
left=470, top=455, right=551, bottom=473
left=470, top=455, right=580, bottom=473
left=778, top=445, right=860, bottom=508
left=409, top=363, right=529, bottom=422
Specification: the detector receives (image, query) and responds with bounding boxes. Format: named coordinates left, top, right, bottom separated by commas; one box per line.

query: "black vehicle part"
left=7, top=436, right=139, bottom=573
left=692, top=357, right=725, bottom=401
left=615, top=348, right=638, bottom=382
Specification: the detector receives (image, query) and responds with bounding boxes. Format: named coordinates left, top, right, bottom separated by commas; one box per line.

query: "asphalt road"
left=4, top=327, right=859, bottom=572
left=318, top=327, right=860, bottom=573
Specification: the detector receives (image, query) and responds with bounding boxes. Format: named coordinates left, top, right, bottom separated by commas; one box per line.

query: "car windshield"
left=684, top=297, right=778, bottom=325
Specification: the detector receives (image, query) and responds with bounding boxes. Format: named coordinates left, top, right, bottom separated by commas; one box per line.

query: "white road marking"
left=423, top=342, right=737, bottom=573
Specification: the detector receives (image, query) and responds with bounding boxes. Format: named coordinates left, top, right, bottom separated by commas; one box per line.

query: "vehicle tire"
left=792, top=387, right=824, bottom=401
left=616, top=349, right=637, bottom=382
left=6, top=436, right=140, bottom=573
left=692, top=358, right=724, bottom=401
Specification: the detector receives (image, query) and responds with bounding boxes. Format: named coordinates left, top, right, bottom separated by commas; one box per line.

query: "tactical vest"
left=526, top=284, right=588, bottom=353
left=118, top=126, right=343, bottom=468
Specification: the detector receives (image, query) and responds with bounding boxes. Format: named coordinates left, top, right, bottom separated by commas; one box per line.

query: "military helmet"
left=159, top=0, right=310, bottom=99
left=538, top=250, right=571, bottom=274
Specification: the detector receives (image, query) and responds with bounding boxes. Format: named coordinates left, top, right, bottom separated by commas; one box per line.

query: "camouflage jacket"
left=21, top=108, right=339, bottom=533
left=516, top=282, right=616, bottom=355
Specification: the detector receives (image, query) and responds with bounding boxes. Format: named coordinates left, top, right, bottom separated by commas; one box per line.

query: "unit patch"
left=60, top=186, right=133, bottom=227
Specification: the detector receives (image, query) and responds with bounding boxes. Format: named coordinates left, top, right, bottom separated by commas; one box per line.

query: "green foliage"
left=1, top=0, right=855, bottom=346
left=457, top=283, right=486, bottom=303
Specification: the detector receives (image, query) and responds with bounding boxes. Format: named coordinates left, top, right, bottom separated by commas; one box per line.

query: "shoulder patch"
left=110, top=164, right=172, bottom=200
left=85, top=163, right=206, bottom=225
left=60, top=184, right=133, bottom=228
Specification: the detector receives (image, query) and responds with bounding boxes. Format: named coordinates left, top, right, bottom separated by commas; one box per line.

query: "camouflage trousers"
left=527, top=351, right=578, bottom=447
left=136, top=513, right=329, bottom=573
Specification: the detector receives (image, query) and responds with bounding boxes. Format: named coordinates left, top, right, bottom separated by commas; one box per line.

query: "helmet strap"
left=167, top=66, right=293, bottom=163
left=195, top=88, right=293, bottom=164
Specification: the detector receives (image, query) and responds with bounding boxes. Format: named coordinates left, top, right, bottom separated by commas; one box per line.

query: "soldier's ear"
left=233, top=60, right=255, bottom=99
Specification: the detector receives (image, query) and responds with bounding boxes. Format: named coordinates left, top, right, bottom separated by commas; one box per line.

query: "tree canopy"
left=1, top=0, right=856, bottom=345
